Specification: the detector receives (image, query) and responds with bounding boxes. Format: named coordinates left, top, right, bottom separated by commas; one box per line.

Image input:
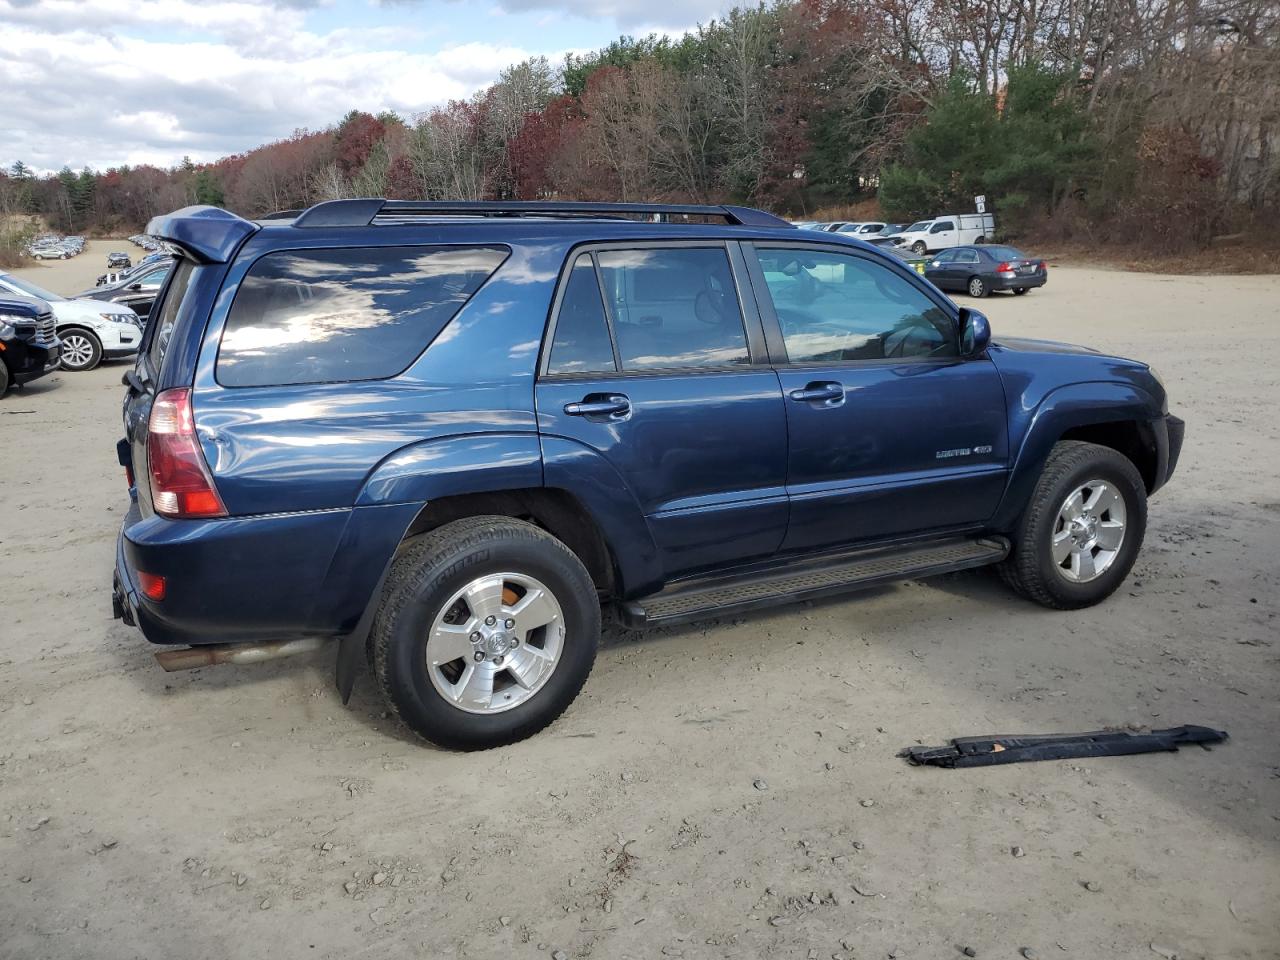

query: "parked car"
left=29, top=242, right=72, bottom=260
left=0, top=273, right=143, bottom=371
left=835, top=221, right=887, bottom=237
left=112, top=199, right=1182, bottom=750
left=77, top=258, right=173, bottom=325
left=924, top=245, right=1048, bottom=298
left=0, top=295, right=61, bottom=393
left=107, top=252, right=132, bottom=269
left=893, top=214, right=995, bottom=254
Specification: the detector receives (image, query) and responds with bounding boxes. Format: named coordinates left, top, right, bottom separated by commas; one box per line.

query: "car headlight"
left=103, top=312, right=136, bottom=325
left=0, top=318, right=15, bottom=340
left=1146, top=365, right=1166, bottom=391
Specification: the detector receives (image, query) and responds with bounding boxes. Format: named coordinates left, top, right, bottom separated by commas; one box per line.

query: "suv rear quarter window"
left=217, top=245, right=508, bottom=387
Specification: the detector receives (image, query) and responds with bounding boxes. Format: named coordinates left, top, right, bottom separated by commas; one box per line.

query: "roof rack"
left=290, top=198, right=794, bottom=230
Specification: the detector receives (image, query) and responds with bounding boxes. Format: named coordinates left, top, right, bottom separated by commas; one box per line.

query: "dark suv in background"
left=112, top=200, right=1183, bottom=749
left=1, top=296, right=61, bottom=393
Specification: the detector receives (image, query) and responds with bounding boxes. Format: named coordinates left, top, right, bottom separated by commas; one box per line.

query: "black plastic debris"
left=901, top=725, right=1228, bottom=768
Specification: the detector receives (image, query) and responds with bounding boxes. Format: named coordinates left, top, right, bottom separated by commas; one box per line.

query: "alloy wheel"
left=425, top=571, right=565, bottom=714
left=1051, top=479, right=1127, bottom=583
left=60, top=333, right=96, bottom=369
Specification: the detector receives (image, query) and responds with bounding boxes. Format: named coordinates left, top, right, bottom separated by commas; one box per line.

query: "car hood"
left=51, top=298, right=137, bottom=323
left=992, top=336, right=1102, bottom=357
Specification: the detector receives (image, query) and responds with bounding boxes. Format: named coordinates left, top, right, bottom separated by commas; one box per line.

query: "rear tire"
left=370, top=516, right=600, bottom=750
left=998, top=441, right=1146, bottom=610
left=967, top=276, right=988, bottom=298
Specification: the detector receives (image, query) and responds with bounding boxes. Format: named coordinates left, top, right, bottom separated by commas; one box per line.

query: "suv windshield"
left=905, top=221, right=931, bottom=232
left=1, top=273, right=65, bottom=302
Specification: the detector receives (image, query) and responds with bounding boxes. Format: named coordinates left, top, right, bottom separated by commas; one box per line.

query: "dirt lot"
left=1, top=257, right=1277, bottom=960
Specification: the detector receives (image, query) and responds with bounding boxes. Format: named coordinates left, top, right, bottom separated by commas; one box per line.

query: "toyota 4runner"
left=112, top=200, right=1184, bottom=749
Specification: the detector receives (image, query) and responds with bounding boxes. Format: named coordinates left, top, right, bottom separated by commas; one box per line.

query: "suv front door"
left=928, top=220, right=958, bottom=251
left=536, top=242, right=788, bottom=580
left=745, top=243, right=1008, bottom=552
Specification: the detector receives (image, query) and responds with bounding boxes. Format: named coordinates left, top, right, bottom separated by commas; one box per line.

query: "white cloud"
left=0, top=7, right=535, bottom=171
left=0, top=0, right=729, bottom=172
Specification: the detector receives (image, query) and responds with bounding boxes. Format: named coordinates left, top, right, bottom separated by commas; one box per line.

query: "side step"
left=621, top=536, right=1009, bottom=627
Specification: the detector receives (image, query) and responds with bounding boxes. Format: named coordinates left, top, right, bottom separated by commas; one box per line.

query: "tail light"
left=995, top=261, right=1016, bottom=278
left=147, top=387, right=226, bottom=518
left=1039, top=260, right=1047, bottom=271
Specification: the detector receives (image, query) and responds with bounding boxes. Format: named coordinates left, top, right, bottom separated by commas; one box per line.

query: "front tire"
left=59, top=328, right=103, bottom=371
left=0, top=360, right=9, bottom=395
left=999, top=441, right=1147, bottom=609
left=967, top=276, right=988, bottom=297
left=912, top=241, right=927, bottom=255
left=370, top=516, right=600, bottom=750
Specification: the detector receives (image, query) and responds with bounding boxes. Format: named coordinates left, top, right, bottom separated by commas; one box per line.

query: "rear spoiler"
left=145, top=206, right=259, bottom=264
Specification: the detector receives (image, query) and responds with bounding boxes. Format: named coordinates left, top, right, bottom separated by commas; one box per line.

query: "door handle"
left=788, top=382, right=845, bottom=406
left=564, top=394, right=631, bottom=419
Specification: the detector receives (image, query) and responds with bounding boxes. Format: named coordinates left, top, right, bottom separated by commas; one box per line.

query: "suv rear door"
left=536, top=241, right=788, bottom=580
left=743, top=241, right=1008, bottom=551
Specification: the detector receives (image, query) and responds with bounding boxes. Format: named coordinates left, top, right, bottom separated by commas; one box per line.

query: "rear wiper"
left=901, top=725, right=1228, bottom=768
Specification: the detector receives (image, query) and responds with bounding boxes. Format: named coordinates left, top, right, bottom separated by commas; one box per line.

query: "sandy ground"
left=5, top=239, right=141, bottom=297
left=1, top=254, right=1277, bottom=960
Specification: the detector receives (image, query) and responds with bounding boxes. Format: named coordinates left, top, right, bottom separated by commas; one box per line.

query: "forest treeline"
left=2, top=0, right=1276, bottom=253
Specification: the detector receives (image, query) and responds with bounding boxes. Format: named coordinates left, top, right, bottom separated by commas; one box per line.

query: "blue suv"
left=112, top=200, right=1183, bottom=749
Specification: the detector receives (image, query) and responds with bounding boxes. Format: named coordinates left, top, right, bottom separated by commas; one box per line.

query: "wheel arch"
left=401, top=487, right=617, bottom=597
left=992, top=380, right=1163, bottom=530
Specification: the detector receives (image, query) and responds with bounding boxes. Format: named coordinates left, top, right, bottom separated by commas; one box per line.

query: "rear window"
left=216, top=245, right=508, bottom=387
left=983, top=246, right=1025, bottom=261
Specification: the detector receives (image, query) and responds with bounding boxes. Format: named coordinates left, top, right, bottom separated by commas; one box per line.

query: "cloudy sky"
left=1, top=0, right=727, bottom=174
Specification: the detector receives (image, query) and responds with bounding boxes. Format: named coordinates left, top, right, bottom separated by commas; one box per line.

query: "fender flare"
left=991, top=380, right=1162, bottom=530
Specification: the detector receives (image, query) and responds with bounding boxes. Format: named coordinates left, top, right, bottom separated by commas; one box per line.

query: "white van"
left=893, top=213, right=995, bottom=254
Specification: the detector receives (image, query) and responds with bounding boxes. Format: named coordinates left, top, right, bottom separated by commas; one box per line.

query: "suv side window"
left=755, top=247, right=957, bottom=362
left=546, top=254, right=616, bottom=375
left=217, top=245, right=507, bottom=387
left=595, top=247, right=749, bottom=370
left=147, top=259, right=195, bottom=372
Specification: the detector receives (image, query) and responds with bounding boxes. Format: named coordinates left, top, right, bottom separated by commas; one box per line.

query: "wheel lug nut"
left=470, top=631, right=481, bottom=643
left=494, top=656, right=504, bottom=666
left=484, top=615, right=496, bottom=626
left=504, top=618, right=515, bottom=629
left=473, top=651, right=485, bottom=662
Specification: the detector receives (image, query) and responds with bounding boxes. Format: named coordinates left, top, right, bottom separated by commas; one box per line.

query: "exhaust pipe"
left=155, top=637, right=332, bottom=672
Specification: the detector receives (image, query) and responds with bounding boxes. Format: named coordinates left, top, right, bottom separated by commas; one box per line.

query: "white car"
left=0, top=272, right=143, bottom=371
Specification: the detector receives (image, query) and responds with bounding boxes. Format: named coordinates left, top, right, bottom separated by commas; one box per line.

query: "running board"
left=621, top=536, right=1009, bottom=627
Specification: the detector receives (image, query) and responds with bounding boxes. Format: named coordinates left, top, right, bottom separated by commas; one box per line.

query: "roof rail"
left=291, top=198, right=794, bottom=229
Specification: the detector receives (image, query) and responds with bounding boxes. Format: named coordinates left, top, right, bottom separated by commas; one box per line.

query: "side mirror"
left=128, top=282, right=142, bottom=291
left=959, top=307, right=991, bottom=357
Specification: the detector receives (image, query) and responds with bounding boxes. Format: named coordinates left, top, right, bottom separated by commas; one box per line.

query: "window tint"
left=756, top=247, right=957, bottom=362
left=984, top=246, right=1025, bottom=261
left=137, top=267, right=170, bottom=289
left=931, top=221, right=954, bottom=233
left=933, top=250, right=957, bottom=263
left=954, top=250, right=981, bottom=264
left=547, top=255, right=616, bottom=375
left=147, top=259, right=195, bottom=372
left=217, top=245, right=507, bottom=387
left=596, top=247, right=748, bottom=370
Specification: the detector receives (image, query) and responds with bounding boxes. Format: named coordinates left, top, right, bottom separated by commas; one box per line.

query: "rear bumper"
left=991, top=272, right=1047, bottom=291
left=112, top=497, right=419, bottom=648
left=113, top=499, right=352, bottom=646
